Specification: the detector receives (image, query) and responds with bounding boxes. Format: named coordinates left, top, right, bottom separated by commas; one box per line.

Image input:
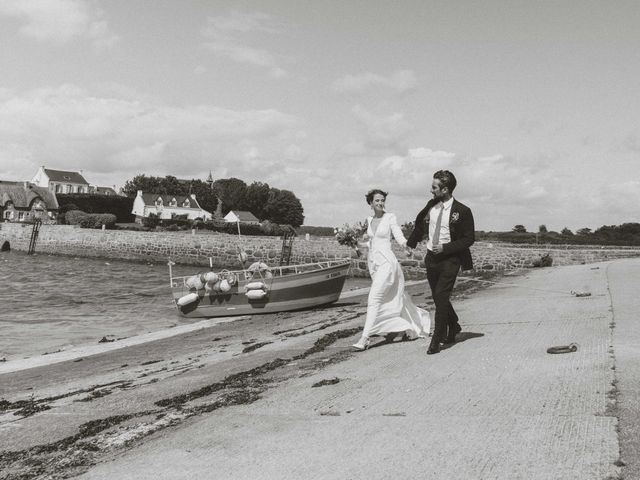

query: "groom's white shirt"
left=426, top=197, right=454, bottom=252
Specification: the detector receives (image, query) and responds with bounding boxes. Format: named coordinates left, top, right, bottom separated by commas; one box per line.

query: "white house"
left=31, top=166, right=90, bottom=194
left=224, top=210, right=260, bottom=224
left=132, top=191, right=213, bottom=222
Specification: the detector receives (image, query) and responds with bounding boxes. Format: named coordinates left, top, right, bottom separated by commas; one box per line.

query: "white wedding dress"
left=361, top=212, right=431, bottom=339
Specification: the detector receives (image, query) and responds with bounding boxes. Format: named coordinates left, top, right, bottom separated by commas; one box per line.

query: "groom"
left=406, top=170, right=475, bottom=354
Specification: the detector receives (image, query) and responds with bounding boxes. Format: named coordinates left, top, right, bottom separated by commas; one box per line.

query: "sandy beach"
left=2, top=260, right=639, bottom=479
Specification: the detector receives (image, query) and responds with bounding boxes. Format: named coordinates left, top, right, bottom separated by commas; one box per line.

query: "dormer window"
left=155, top=197, right=163, bottom=207
left=182, top=198, right=190, bottom=207
left=169, top=198, right=177, bottom=207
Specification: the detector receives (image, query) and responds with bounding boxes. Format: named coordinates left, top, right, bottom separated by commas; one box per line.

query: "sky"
left=0, top=0, right=639, bottom=232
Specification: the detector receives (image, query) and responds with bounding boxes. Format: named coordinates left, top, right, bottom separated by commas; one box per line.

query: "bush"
left=65, top=210, right=88, bottom=225
left=198, top=219, right=292, bottom=236
left=161, top=223, right=186, bottom=231
left=142, top=214, right=160, bottom=229
left=532, top=253, right=553, bottom=267
left=78, top=213, right=117, bottom=229
left=296, top=225, right=335, bottom=237
left=64, top=210, right=117, bottom=229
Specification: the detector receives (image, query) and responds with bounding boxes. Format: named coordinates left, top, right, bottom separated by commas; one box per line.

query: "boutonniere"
left=451, top=212, right=460, bottom=223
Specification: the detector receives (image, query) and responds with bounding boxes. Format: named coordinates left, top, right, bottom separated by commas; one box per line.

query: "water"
left=0, top=251, right=370, bottom=362
left=0, top=251, right=204, bottom=361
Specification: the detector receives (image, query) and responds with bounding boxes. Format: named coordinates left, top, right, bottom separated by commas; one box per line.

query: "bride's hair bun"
left=365, top=189, right=388, bottom=205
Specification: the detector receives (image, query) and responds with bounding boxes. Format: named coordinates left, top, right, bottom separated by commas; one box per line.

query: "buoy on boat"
left=219, top=279, right=231, bottom=292
left=177, top=292, right=199, bottom=306
left=245, top=281, right=266, bottom=291
left=185, top=275, right=204, bottom=290
left=225, top=272, right=237, bottom=286
left=203, top=271, right=218, bottom=283
left=245, top=280, right=268, bottom=300
left=246, top=289, right=268, bottom=300
left=248, top=262, right=270, bottom=272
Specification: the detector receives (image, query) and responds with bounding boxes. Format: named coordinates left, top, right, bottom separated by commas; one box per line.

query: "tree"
left=213, top=178, right=247, bottom=215
left=190, top=180, right=218, bottom=214
left=264, top=188, right=305, bottom=227
left=561, top=227, right=573, bottom=236
left=576, top=227, right=592, bottom=236
left=512, top=224, right=527, bottom=233
left=122, top=174, right=162, bottom=196
left=538, top=224, right=548, bottom=233
left=242, top=181, right=271, bottom=220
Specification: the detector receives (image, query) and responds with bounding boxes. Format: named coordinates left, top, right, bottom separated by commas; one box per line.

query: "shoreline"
left=0, top=267, right=498, bottom=372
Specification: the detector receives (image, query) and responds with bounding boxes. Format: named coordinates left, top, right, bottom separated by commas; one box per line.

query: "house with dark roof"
left=131, top=191, right=213, bottom=222
left=0, top=181, right=59, bottom=223
left=93, top=186, right=119, bottom=196
left=31, top=166, right=90, bottom=194
left=224, top=210, right=260, bottom=224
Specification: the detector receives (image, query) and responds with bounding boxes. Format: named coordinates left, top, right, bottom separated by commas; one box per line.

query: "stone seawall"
left=2, top=222, right=640, bottom=278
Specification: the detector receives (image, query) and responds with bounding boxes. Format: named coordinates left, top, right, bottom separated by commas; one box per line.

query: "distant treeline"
left=478, top=223, right=640, bottom=246
left=297, top=222, right=640, bottom=246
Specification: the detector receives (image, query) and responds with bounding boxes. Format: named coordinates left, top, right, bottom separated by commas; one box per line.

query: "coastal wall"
left=2, top=222, right=640, bottom=278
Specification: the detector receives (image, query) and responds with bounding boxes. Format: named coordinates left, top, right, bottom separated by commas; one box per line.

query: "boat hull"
left=171, top=260, right=350, bottom=318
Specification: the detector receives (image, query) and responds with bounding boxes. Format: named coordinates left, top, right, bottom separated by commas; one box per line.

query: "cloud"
left=332, top=70, right=417, bottom=94
left=193, top=65, right=207, bottom=75
left=351, top=105, right=412, bottom=148
left=517, top=118, right=544, bottom=135
left=201, top=10, right=286, bottom=78
left=617, top=133, right=640, bottom=153
left=0, top=0, right=118, bottom=47
left=0, top=84, right=299, bottom=184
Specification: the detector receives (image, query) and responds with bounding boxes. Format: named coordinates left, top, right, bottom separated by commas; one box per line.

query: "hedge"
left=56, top=193, right=134, bottom=223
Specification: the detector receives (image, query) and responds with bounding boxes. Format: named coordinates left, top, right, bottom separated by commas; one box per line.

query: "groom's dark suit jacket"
left=406, top=198, right=475, bottom=271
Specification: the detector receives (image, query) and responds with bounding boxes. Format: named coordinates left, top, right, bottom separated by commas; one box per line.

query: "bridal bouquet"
left=334, top=222, right=367, bottom=257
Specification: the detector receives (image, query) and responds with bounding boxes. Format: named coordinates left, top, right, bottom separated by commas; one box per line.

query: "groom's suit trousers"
left=425, top=251, right=460, bottom=342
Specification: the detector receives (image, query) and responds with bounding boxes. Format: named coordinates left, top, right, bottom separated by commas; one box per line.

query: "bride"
left=352, top=189, right=431, bottom=351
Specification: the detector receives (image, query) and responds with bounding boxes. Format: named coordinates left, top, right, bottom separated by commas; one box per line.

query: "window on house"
left=55, top=184, right=61, bottom=193
left=18, top=212, right=24, bottom=221
left=155, top=197, right=163, bottom=206
left=78, top=187, right=84, bottom=193
left=66, top=184, right=72, bottom=193
left=183, top=199, right=190, bottom=207
left=169, top=198, right=177, bottom=207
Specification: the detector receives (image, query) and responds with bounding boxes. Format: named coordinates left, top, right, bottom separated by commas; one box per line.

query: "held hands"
left=405, top=247, right=414, bottom=258
left=432, top=244, right=444, bottom=254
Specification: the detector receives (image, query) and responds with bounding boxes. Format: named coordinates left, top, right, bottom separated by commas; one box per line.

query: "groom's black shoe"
left=427, top=339, right=441, bottom=355
left=444, top=323, right=462, bottom=344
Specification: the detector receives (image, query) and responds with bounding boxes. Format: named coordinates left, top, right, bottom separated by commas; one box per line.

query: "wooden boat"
left=169, top=259, right=351, bottom=318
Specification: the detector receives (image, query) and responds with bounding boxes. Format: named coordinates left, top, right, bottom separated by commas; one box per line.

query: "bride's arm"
left=388, top=213, right=407, bottom=247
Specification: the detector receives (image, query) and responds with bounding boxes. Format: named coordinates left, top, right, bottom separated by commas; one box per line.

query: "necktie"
left=432, top=204, right=444, bottom=246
